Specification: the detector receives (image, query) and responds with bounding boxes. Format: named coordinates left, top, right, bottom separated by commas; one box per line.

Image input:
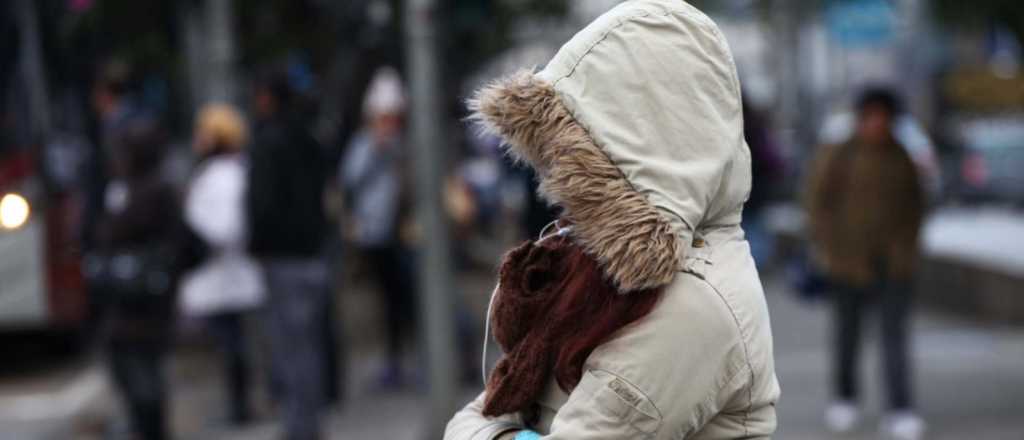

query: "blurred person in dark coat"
left=741, top=97, right=785, bottom=268
left=85, top=62, right=151, bottom=247
left=90, top=118, right=181, bottom=440
left=340, top=66, right=417, bottom=388
left=806, top=88, right=926, bottom=440
left=180, top=104, right=265, bottom=425
left=247, top=69, right=330, bottom=440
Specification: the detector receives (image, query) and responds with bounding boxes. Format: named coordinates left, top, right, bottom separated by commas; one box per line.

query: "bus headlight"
left=0, top=193, right=30, bottom=230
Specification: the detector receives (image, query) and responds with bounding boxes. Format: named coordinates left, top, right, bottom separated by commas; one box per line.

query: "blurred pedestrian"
left=84, top=61, right=144, bottom=252
left=447, top=3, right=778, bottom=438
left=247, top=69, right=331, bottom=440
left=340, top=66, right=417, bottom=388
left=806, top=88, right=926, bottom=440
left=742, top=97, right=785, bottom=268
left=179, top=104, right=264, bottom=426
left=85, top=118, right=180, bottom=440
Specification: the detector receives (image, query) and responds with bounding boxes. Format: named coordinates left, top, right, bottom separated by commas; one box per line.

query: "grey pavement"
left=188, top=271, right=1024, bottom=439
left=2, top=269, right=1023, bottom=439
left=766, top=274, right=1024, bottom=440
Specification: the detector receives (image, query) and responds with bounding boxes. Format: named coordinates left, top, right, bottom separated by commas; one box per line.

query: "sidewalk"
left=173, top=268, right=495, bottom=440
left=922, top=206, right=1024, bottom=278
left=182, top=272, right=1024, bottom=439
left=766, top=275, right=1024, bottom=439
left=6, top=267, right=1022, bottom=439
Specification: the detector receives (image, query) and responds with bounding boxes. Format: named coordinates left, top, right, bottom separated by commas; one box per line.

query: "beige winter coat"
left=446, top=1, right=779, bottom=439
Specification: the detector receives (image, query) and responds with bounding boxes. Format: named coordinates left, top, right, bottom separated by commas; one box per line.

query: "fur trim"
left=469, top=70, right=682, bottom=292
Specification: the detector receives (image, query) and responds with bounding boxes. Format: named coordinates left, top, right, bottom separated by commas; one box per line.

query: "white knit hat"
left=363, top=66, right=407, bottom=117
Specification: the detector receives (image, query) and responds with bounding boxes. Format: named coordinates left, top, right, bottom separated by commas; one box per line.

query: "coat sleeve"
left=444, top=392, right=523, bottom=440
left=888, top=145, right=926, bottom=277
left=540, top=278, right=749, bottom=439
left=539, top=360, right=746, bottom=439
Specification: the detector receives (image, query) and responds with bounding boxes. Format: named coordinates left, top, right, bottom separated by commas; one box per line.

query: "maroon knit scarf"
left=482, top=237, right=661, bottom=418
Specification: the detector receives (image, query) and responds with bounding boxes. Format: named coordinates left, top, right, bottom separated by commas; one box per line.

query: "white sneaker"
left=824, top=400, right=861, bottom=433
left=880, top=411, right=926, bottom=440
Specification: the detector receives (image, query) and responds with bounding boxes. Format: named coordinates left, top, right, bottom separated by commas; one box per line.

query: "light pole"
left=205, top=0, right=238, bottom=104
left=177, top=0, right=238, bottom=108
left=405, top=0, right=458, bottom=436
left=13, top=0, right=50, bottom=140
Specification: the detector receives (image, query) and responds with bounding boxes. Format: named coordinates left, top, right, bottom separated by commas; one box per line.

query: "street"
left=766, top=275, right=1024, bottom=439
left=1, top=266, right=1023, bottom=439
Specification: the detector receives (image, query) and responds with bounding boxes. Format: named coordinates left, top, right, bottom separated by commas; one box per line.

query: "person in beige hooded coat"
left=445, top=1, right=779, bottom=439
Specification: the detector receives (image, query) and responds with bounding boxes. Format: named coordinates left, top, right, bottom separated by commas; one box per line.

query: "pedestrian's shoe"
left=824, top=400, right=861, bottom=433
left=880, top=411, right=925, bottom=440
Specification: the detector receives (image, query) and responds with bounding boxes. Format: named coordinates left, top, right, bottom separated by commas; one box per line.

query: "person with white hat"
left=341, top=66, right=417, bottom=388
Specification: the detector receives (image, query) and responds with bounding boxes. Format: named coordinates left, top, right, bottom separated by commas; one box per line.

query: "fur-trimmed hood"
left=471, top=0, right=751, bottom=293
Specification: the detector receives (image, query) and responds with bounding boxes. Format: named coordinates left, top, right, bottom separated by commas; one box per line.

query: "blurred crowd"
left=60, top=34, right=603, bottom=436
left=67, top=57, right=543, bottom=439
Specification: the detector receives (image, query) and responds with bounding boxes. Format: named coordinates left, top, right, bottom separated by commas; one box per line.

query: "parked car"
left=949, top=117, right=1024, bottom=205
left=0, top=145, right=88, bottom=333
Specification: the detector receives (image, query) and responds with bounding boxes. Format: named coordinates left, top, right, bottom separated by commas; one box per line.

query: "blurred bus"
left=1, top=3, right=89, bottom=336
left=0, top=137, right=89, bottom=335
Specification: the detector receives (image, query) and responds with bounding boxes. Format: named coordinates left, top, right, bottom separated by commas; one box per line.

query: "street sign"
left=826, top=0, right=895, bottom=49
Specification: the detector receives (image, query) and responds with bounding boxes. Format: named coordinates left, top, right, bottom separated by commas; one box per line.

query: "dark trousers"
left=108, top=343, right=167, bottom=440
left=264, top=280, right=343, bottom=407
left=832, top=278, right=913, bottom=410
left=264, top=258, right=329, bottom=440
left=321, top=290, right=343, bottom=404
left=208, top=312, right=251, bottom=424
left=365, top=246, right=416, bottom=367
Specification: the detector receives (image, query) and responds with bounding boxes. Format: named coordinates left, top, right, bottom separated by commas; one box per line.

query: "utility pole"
left=177, top=0, right=238, bottom=110
left=13, top=0, right=50, bottom=140
left=773, top=0, right=798, bottom=137
left=205, top=0, right=238, bottom=104
left=177, top=1, right=206, bottom=112
left=405, top=0, right=458, bottom=436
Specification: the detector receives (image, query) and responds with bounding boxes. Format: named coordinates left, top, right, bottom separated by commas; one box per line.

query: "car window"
left=962, top=121, right=1024, bottom=152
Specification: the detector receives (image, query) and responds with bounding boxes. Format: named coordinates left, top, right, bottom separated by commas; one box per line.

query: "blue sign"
left=826, top=0, right=896, bottom=48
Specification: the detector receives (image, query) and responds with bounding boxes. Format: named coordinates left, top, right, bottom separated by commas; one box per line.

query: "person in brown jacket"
left=806, top=88, right=926, bottom=440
